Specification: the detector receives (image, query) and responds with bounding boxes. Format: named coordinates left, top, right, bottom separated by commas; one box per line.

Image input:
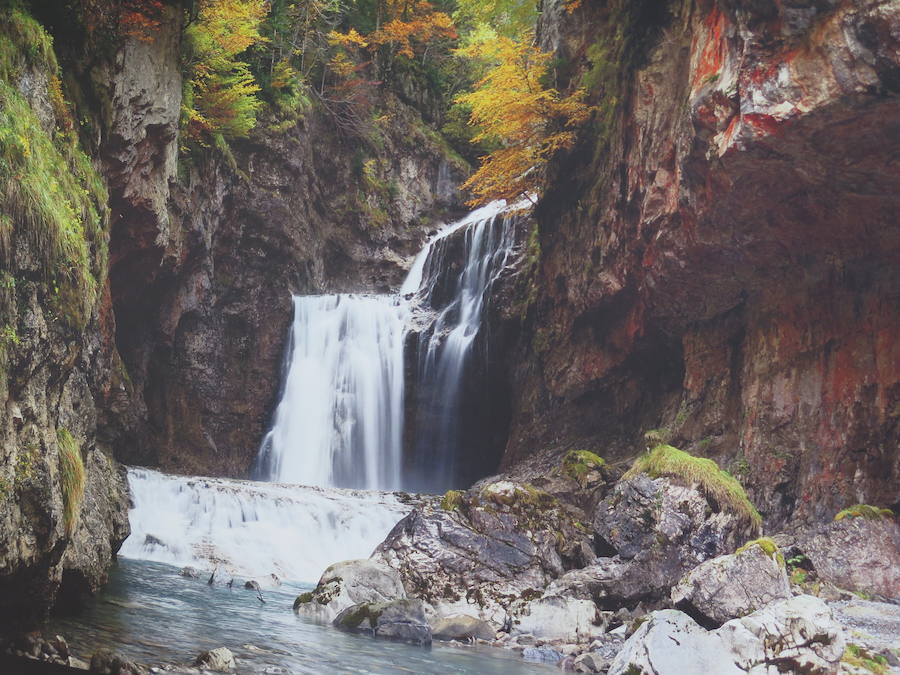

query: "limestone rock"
left=590, top=475, right=751, bottom=606
left=193, top=647, right=236, bottom=672
left=373, top=480, right=593, bottom=622
left=671, top=541, right=792, bottom=626
left=574, top=651, right=610, bottom=673
left=431, top=614, right=496, bottom=641
left=293, top=558, right=406, bottom=622
left=509, top=594, right=604, bottom=642
left=608, top=596, right=845, bottom=675
left=800, top=516, right=900, bottom=600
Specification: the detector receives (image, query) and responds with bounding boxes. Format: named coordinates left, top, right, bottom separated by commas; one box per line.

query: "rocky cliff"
left=0, top=0, right=466, bottom=630
left=502, top=0, right=899, bottom=528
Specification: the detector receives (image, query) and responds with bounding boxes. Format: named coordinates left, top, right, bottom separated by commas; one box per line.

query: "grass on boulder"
left=57, top=428, right=85, bottom=536
left=440, top=489, right=464, bottom=511
left=626, top=444, right=762, bottom=531
left=834, top=504, right=894, bottom=522
left=736, top=536, right=785, bottom=567
left=561, top=449, right=606, bottom=483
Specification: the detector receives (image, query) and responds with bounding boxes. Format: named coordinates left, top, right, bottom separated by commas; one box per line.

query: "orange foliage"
left=457, top=34, right=592, bottom=205
left=119, top=0, right=165, bottom=42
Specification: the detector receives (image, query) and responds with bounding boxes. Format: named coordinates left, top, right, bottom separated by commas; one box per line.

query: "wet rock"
left=293, top=559, right=406, bottom=622
left=799, top=515, right=900, bottom=600
left=244, top=580, right=261, bottom=591
left=671, top=540, right=792, bottom=626
left=608, top=595, right=844, bottom=675
left=431, top=614, right=496, bottom=641
left=334, top=599, right=432, bottom=646
left=193, top=647, right=236, bottom=672
left=90, top=648, right=145, bottom=674
left=180, top=567, right=200, bottom=579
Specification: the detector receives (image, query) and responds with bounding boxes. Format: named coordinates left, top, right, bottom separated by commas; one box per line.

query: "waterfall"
left=405, top=203, right=522, bottom=492
left=254, top=295, right=406, bottom=490
left=256, top=201, right=524, bottom=493
left=119, top=468, right=411, bottom=584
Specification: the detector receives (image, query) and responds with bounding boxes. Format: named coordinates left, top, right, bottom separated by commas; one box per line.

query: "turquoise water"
left=47, top=559, right=553, bottom=674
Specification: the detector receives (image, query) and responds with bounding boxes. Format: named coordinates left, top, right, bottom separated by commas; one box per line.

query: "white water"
left=119, top=468, right=411, bottom=584
left=256, top=295, right=406, bottom=490
left=256, top=201, right=522, bottom=493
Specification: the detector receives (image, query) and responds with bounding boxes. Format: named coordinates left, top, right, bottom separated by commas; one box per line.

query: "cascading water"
left=254, top=295, right=406, bottom=490
left=256, top=201, right=524, bottom=493
left=404, top=203, right=522, bottom=492
left=119, top=468, right=411, bottom=584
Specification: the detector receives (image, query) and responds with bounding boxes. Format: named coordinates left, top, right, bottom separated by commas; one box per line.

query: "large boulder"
left=671, top=538, right=792, bottom=626
left=431, top=614, right=496, bottom=641
left=799, top=513, right=900, bottom=600
left=373, top=480, right=594, bottom=623
left=591, top=474, right=755, bottom=604
left=608, top=595, right=845, bottom=675
left=508, top=593, right=603, bottom=642
left=333, top=598, right=432, bottom=646
left=293, top=559, right=406, bottom=622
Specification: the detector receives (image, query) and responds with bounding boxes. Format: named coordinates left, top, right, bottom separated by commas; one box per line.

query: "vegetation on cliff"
left=0, top=3, right=108, bottom=337
left=57, top=428, right=86, bottom=536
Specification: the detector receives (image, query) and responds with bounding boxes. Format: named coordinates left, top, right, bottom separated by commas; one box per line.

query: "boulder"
left=522, top=646, right=563, bottom=664
left=193, top=647, right=236, bottom=672
left=508, top=594, right=604, bottom=642
left=89, top=648, right=144, bottom=674
left=671, top=539, right=792, bottom=626
left=293, top=558, right=406, bottom=622
left=244, top=580, right=261, bottom=591
left=573, top=652, right=611, bottom=673
left=431, top=614, right=496, bottom=641
left=373, top=480, right=593, bottom=622
left=608, top=595, right=845, bottom=675
left=333, top=598, right=432, bottom=646
left=592, top=475, right=753, bottom=605
left=799, top=515, right=900, bottom=600
left=180, top=567, right=200, bottom=578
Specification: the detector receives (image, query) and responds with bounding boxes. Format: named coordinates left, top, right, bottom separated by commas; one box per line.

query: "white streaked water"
left=119, top=467, right=411, bottom=584
left=255, top=295, right=406, bottom=490
left=256, top=200, right=523, bottom=493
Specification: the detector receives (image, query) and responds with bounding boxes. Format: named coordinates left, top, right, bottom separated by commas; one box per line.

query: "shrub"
left=626, top=444, right=762, bottom=531
left=57, top=428, right=86, bottom=536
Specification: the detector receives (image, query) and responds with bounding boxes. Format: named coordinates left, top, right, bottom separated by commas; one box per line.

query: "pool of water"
left=47, top=559, right=554, bottom=674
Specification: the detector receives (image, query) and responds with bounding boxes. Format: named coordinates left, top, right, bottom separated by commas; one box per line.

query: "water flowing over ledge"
left=255, top=200, right=527, bottom=494
left=119, top=468, right=412, bottom=584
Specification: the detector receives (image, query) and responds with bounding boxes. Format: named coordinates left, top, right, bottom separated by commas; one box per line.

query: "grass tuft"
left=561, top=449, right=606, bottom=483
left=626, top=444, right=762, bottom=531
left=843, top=644, right=889, bottom=675
left=440, top=489, right=464, bottom=511
left=834, top=504, right=894, bottom=522
left=736, top=536, right=785, bottom=567
left=57, top=428, right=85, bottom=536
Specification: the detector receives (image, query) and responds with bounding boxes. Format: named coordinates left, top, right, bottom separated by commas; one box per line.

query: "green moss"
left=834, top=504, right=894, bottom=522
left=57, top=428, right=85, bottom=536
left=561, top=449, right=606, bottom=484
left=790, top=568, right=808, bottom=585
left=736, top=537, right=784, bottom=567
left=14, top=441, right=38, bottom=486
left=440, top=489, right=464, bottom=511
left=626, top=444, right=762, bottom=531
left=338, top=603, right=382, bottom=630
left=843, top=644, right=889, bottom=675
left=0, top=5, right=108, bottom=331
left=293, top=592, right=314, bottom=609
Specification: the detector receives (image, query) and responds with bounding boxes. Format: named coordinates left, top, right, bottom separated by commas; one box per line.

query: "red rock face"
left=507, top=0, right=900, bottom=527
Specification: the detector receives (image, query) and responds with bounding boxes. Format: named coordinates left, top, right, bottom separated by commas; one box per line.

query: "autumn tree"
left=182, top=0, right=269, bottom=143
left=456, top=33, right=592, bottom=205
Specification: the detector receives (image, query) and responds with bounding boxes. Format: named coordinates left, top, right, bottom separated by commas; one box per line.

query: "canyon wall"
left=503, top=0, right=899, bottom=528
